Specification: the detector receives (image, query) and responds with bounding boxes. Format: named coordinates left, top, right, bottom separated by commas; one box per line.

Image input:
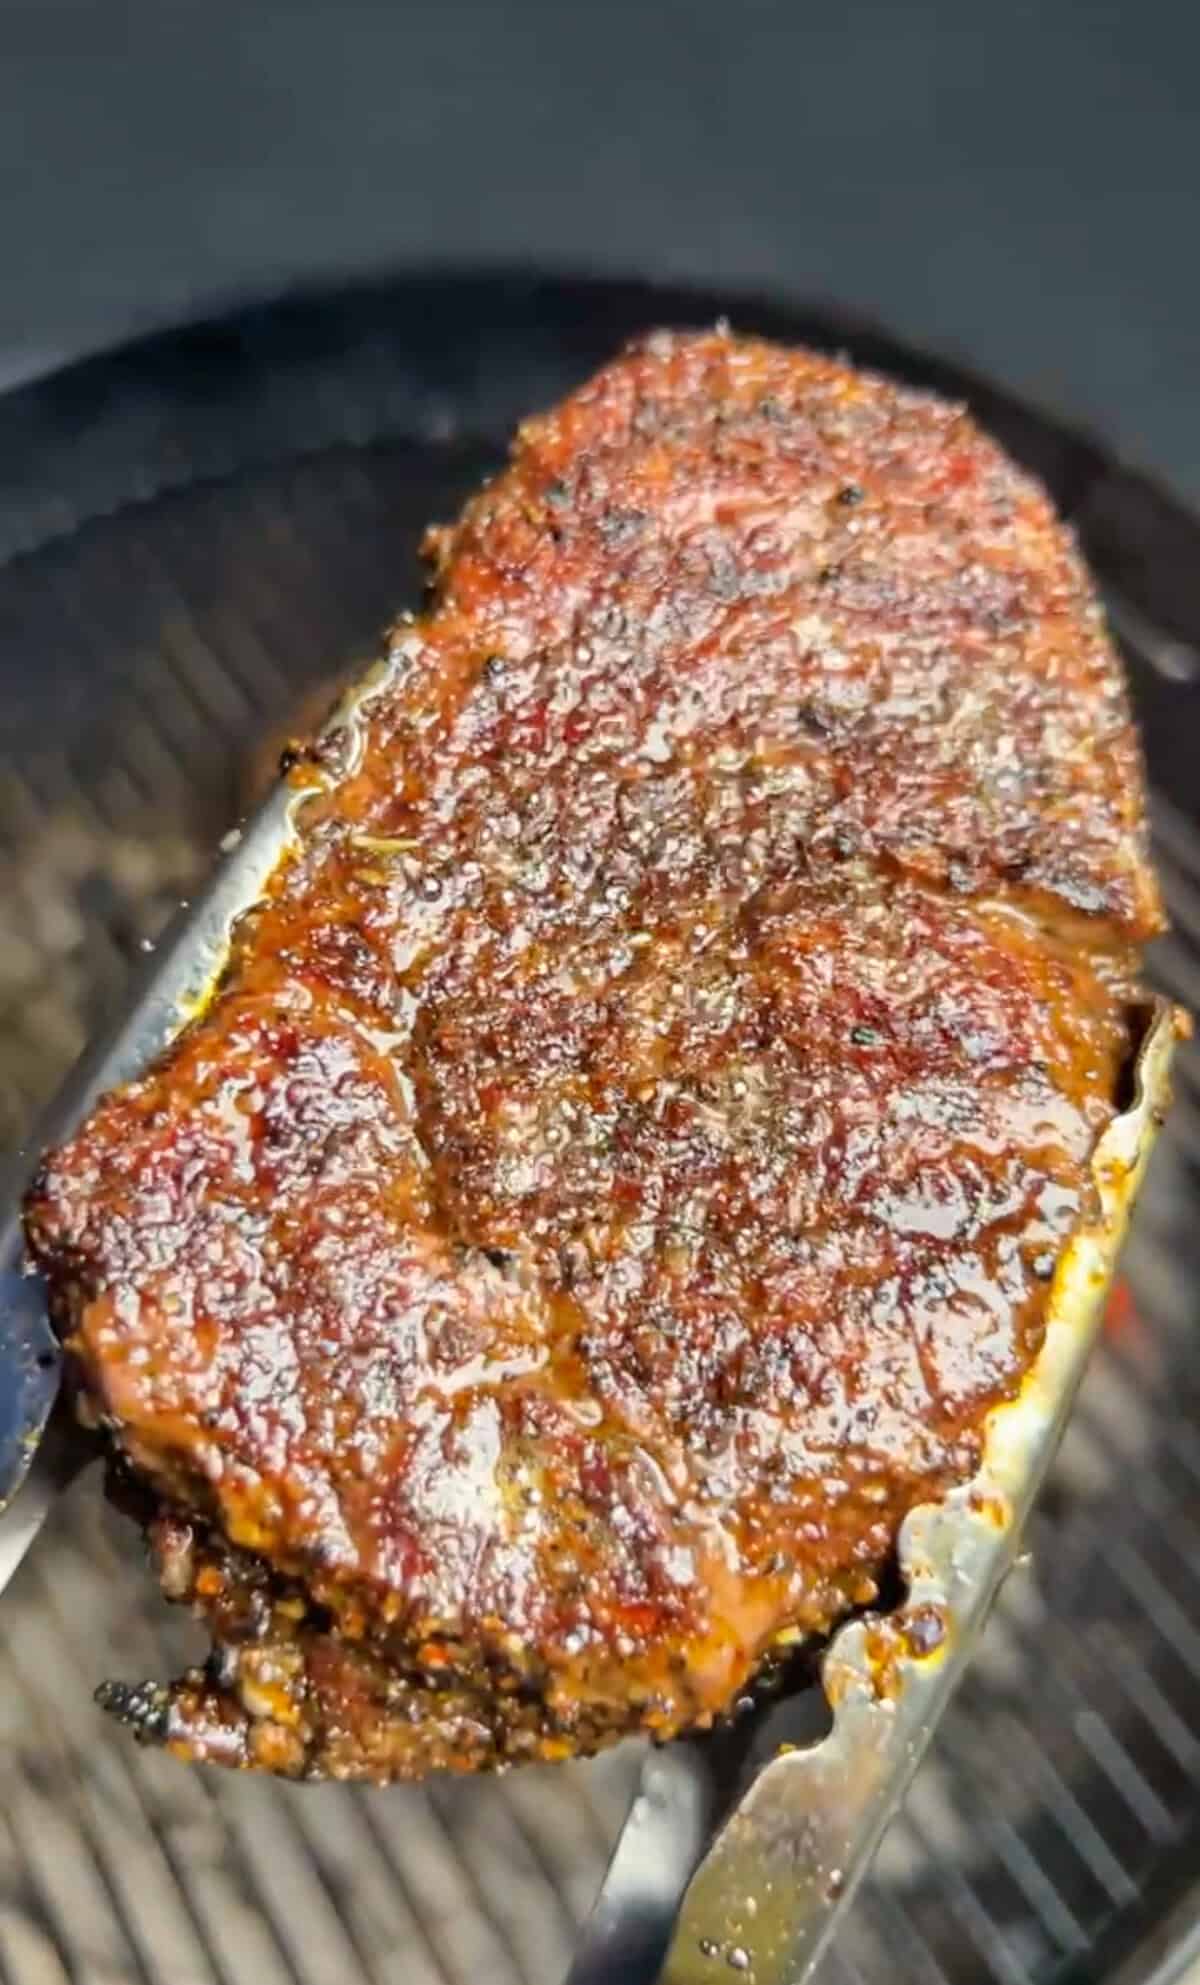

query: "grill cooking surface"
left=0, top=275, right=1198, bottom=1985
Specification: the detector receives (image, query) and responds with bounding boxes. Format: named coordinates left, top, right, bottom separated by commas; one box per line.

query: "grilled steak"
left=25, top=331, right=1162, bottom=1780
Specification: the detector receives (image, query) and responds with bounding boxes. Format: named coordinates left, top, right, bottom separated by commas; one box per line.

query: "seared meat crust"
left=26, top=332, right=1160, bottom=1778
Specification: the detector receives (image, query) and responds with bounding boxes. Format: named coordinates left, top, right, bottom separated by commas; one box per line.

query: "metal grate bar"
left=500, top=1767, right=625, bottom=1930
left=970, top=1713, right=1142, bottom=1910
left=1, top=1617, right=166, bottom=1985
left=428, top=1779, right=578, bottom=1985
left=210, top=1777, right=381, bottom=1985
left=930, top=1724, right=1091, bottom=1957
left=896, top=1798, right=1033, bottom=1985
left=985, top=1638, right=1175, bottom=1859
left=1094, top=1629, right=1200, bottom=1776
left=0, top=1887, right=70, bottom=1985
left=482, top=1781, right=599, bottom=1950
left=1151, top=793, right=1200, bottom=887
left=856, top=1883, right=957, bottom=1985
left=1070, top=1713, right=1177, bottom=1849
left=32, top=1518, right=295, bottom=1985
left=288, top=1784, right=449, bottom=1985
left=1041, top=1427, right=1200, bottom=1627
left=3, top=1776, right=141, bottom=1985
left=357, top=1789, right=528, bottom=1985
left=1110, top=1543, right=1200, bottom=1690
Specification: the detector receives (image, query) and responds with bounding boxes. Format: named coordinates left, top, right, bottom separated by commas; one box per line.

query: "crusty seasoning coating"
left=25, top=332, right=1161, bottom=1779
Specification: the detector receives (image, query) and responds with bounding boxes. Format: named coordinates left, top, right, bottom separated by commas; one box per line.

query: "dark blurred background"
left=1, top=0, right=1197, bottom=497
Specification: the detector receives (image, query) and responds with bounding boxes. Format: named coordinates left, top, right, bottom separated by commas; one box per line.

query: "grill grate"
left=0, top=278, right=1198, bottom=1985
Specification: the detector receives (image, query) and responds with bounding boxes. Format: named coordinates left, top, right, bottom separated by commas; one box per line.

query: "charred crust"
left=95, top=1679, right=170, bottom=1743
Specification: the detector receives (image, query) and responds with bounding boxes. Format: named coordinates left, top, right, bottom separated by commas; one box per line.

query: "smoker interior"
left=0, top=276, right=1198, bottom=1985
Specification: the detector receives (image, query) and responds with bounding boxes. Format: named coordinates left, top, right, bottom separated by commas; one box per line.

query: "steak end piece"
left=25, top=330, right=1162, bottom=1780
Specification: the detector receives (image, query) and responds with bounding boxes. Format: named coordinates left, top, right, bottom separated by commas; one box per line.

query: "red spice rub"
left=25, top=332, right=1160, bottom=1778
